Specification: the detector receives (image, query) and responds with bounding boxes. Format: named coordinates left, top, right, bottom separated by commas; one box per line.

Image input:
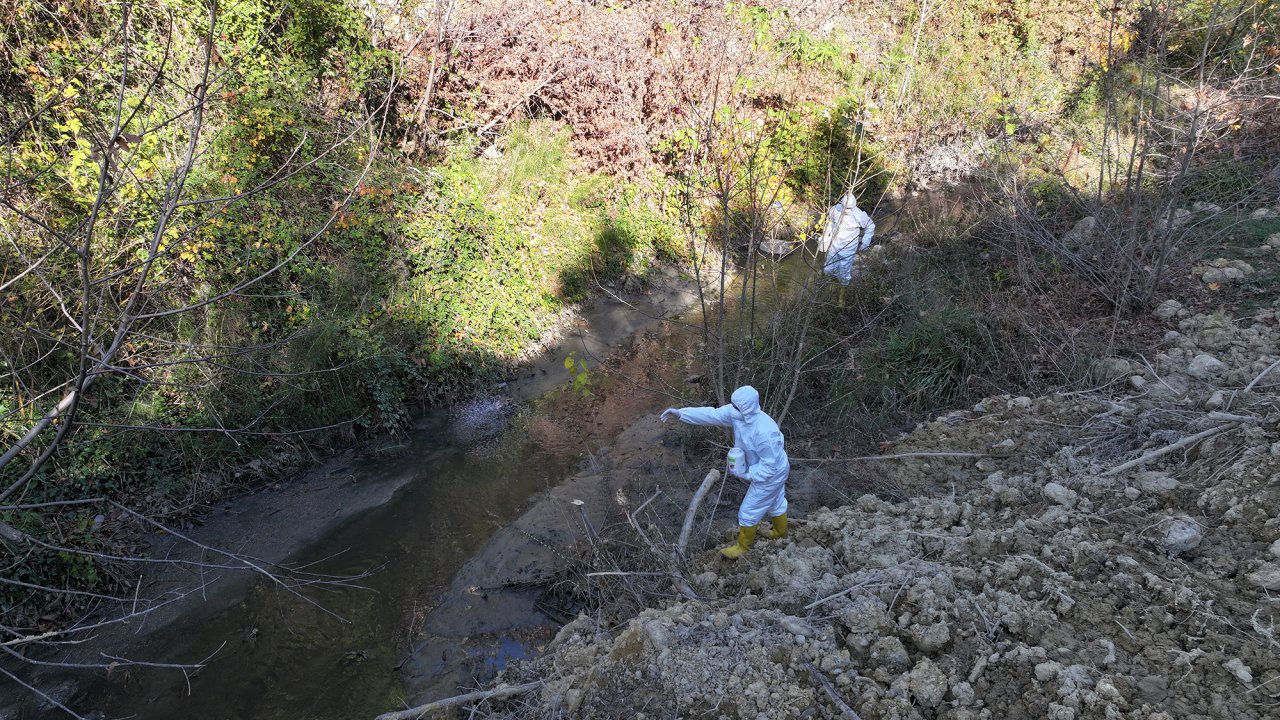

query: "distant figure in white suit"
left=818, top=192, right=875, bottom=304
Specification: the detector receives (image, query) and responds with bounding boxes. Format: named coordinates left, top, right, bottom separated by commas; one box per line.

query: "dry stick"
left=373, top=681, right=543, bottom=720
left=0, top=662, right=88, bottom=720
left=804, top=573, right=885, bottom=611
left=626, top=490, right=699, bottom=602
left=1, top=578, right=218, bottom=649
left=1102, top=422, right=1238, bottom=477
left=1245, top=357, right=1280, bottom=393
left=676, top=469, right=720, bottom=558
left=1206, top=411, right=1259, bottom=424
left=106, top=501, right=366, bottom=620
left=802, top=658, right=863, bottom=720
left=791, top=452, right=988, bottom=463
left=0, top=520, right=31, bottom=543
left=1226, top=355, right=1280, bottom=410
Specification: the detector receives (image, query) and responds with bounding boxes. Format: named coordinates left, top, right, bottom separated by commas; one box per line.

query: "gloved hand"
left=728, top=465, right=747, bottom=479
left=660, top=408, right=680, bottom=423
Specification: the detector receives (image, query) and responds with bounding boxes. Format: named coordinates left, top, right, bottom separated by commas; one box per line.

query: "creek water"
left=34, top=189, right=968, bottom=720
left=29, top=271, right=699, bottom=719
left=76, top=410, right=577, bottom=719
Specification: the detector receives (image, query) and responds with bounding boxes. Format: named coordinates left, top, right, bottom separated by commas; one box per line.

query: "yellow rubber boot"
left=766, top=513, right=787, bottom=540
left=720, top=526, right=757, bottom=559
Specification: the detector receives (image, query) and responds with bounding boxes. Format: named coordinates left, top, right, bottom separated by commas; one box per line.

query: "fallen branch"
left=1206, top=411, right=1259, bottom=424
left=626, top=489, right=699, bottom=601
left=1244, top=357, right=1280, bottom=393
left=791, top=452, right=987, bottom=463
left=373, top=681, right=543, bottom=720
left=1102, top=422, right=1237, bottom=477
left=677, top=468, right=720, bottom=558
left=802, top=658, right=863, bottom=720
left=0, top=520, right=32, bottom=544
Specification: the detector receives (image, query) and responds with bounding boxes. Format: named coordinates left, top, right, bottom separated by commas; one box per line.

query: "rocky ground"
left=459, top=281, right=1280, bottom=717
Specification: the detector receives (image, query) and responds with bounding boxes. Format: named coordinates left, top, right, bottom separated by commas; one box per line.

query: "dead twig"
left=1102, top=422, right=1238, bottom=477
left=804, top=573, right=886, bottom=611
left=625, top=490, right=699, bottom=601
left=802, top=658, right=863, bottom=720
left=791, top=452, right=987, bottom=463
left=373, top=681, right=543, bottom=720
left=1244, top=357, right=1280, bottom=393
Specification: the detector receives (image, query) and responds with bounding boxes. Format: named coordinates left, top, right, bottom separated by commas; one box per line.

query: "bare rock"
left=869, top=636, right=910, bottom=672
left=1062, top=216, right=1099, bottom=248
left=1203, top=390, right=1225, bottom=411
left=1248, top=562, right=1280, bottom=591
left=1186, top=353, right=1227, bottom=380
left=1154, top=207, right=1192, bottom=231
left=1096, top=676, right=1125, bottom=704
left=950, top=680, right=976, bottom=706
left=1035, top=660, right=1064, bottom=682
left=1129, top=375, right=1147, bottom=389
left=1159, top=518, right=1203, bottom=555
left=1224, top=657, right=1254, bottom=684
left=1092, top=357, right=1133, bottom=383
left=1270, top=539, right=1280, bottom=559
left=1134, top=472, right=1179, bottom=495
left=908, top=658, right=948, bottom=708
left=1153, top=299, right=1183, bottom=319
left=1207, top=267, right=1243, bottom=284
left=643, top=619, right=674, bottom=651
left=990, top=438, right=1018, bottom=456
left=910, top=621, right=952, bottom=652
left=1043, top=482, right=1078, bottom=508
left=779, top=616, right=815, bottom=638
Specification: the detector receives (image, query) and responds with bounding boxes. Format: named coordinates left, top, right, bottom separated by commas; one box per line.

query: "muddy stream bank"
left=13, top=191, right=962, bottom=719
left=17, top=271, right=701, bottom=720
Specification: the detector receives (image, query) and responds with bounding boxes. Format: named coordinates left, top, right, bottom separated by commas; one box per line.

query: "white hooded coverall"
left=671, top=386, right=789, bottom=528
left=817, top=193, right=875, bottom=285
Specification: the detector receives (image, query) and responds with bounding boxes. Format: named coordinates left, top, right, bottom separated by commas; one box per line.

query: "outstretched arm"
left=661, top=405, right=735, bottom=427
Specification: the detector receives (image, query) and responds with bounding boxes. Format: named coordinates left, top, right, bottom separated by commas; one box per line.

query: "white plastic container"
left=727, top=447, right=747, bottom=476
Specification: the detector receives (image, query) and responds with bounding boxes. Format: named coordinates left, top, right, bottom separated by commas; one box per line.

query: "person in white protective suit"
left=817, top=192, right=875, bottom=301
left=660, top=386, right=788, bottom=559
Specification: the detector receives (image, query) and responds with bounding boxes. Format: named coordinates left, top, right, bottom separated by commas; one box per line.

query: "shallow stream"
left=80, top=410, right=574, bottom=719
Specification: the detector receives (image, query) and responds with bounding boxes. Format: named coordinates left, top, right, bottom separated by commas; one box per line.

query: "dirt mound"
left=482, top=305, right=1280, bottom=719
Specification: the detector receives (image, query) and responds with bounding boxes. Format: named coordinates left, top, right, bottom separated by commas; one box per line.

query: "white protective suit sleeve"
left=672, top=404, right=735, bottom=428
